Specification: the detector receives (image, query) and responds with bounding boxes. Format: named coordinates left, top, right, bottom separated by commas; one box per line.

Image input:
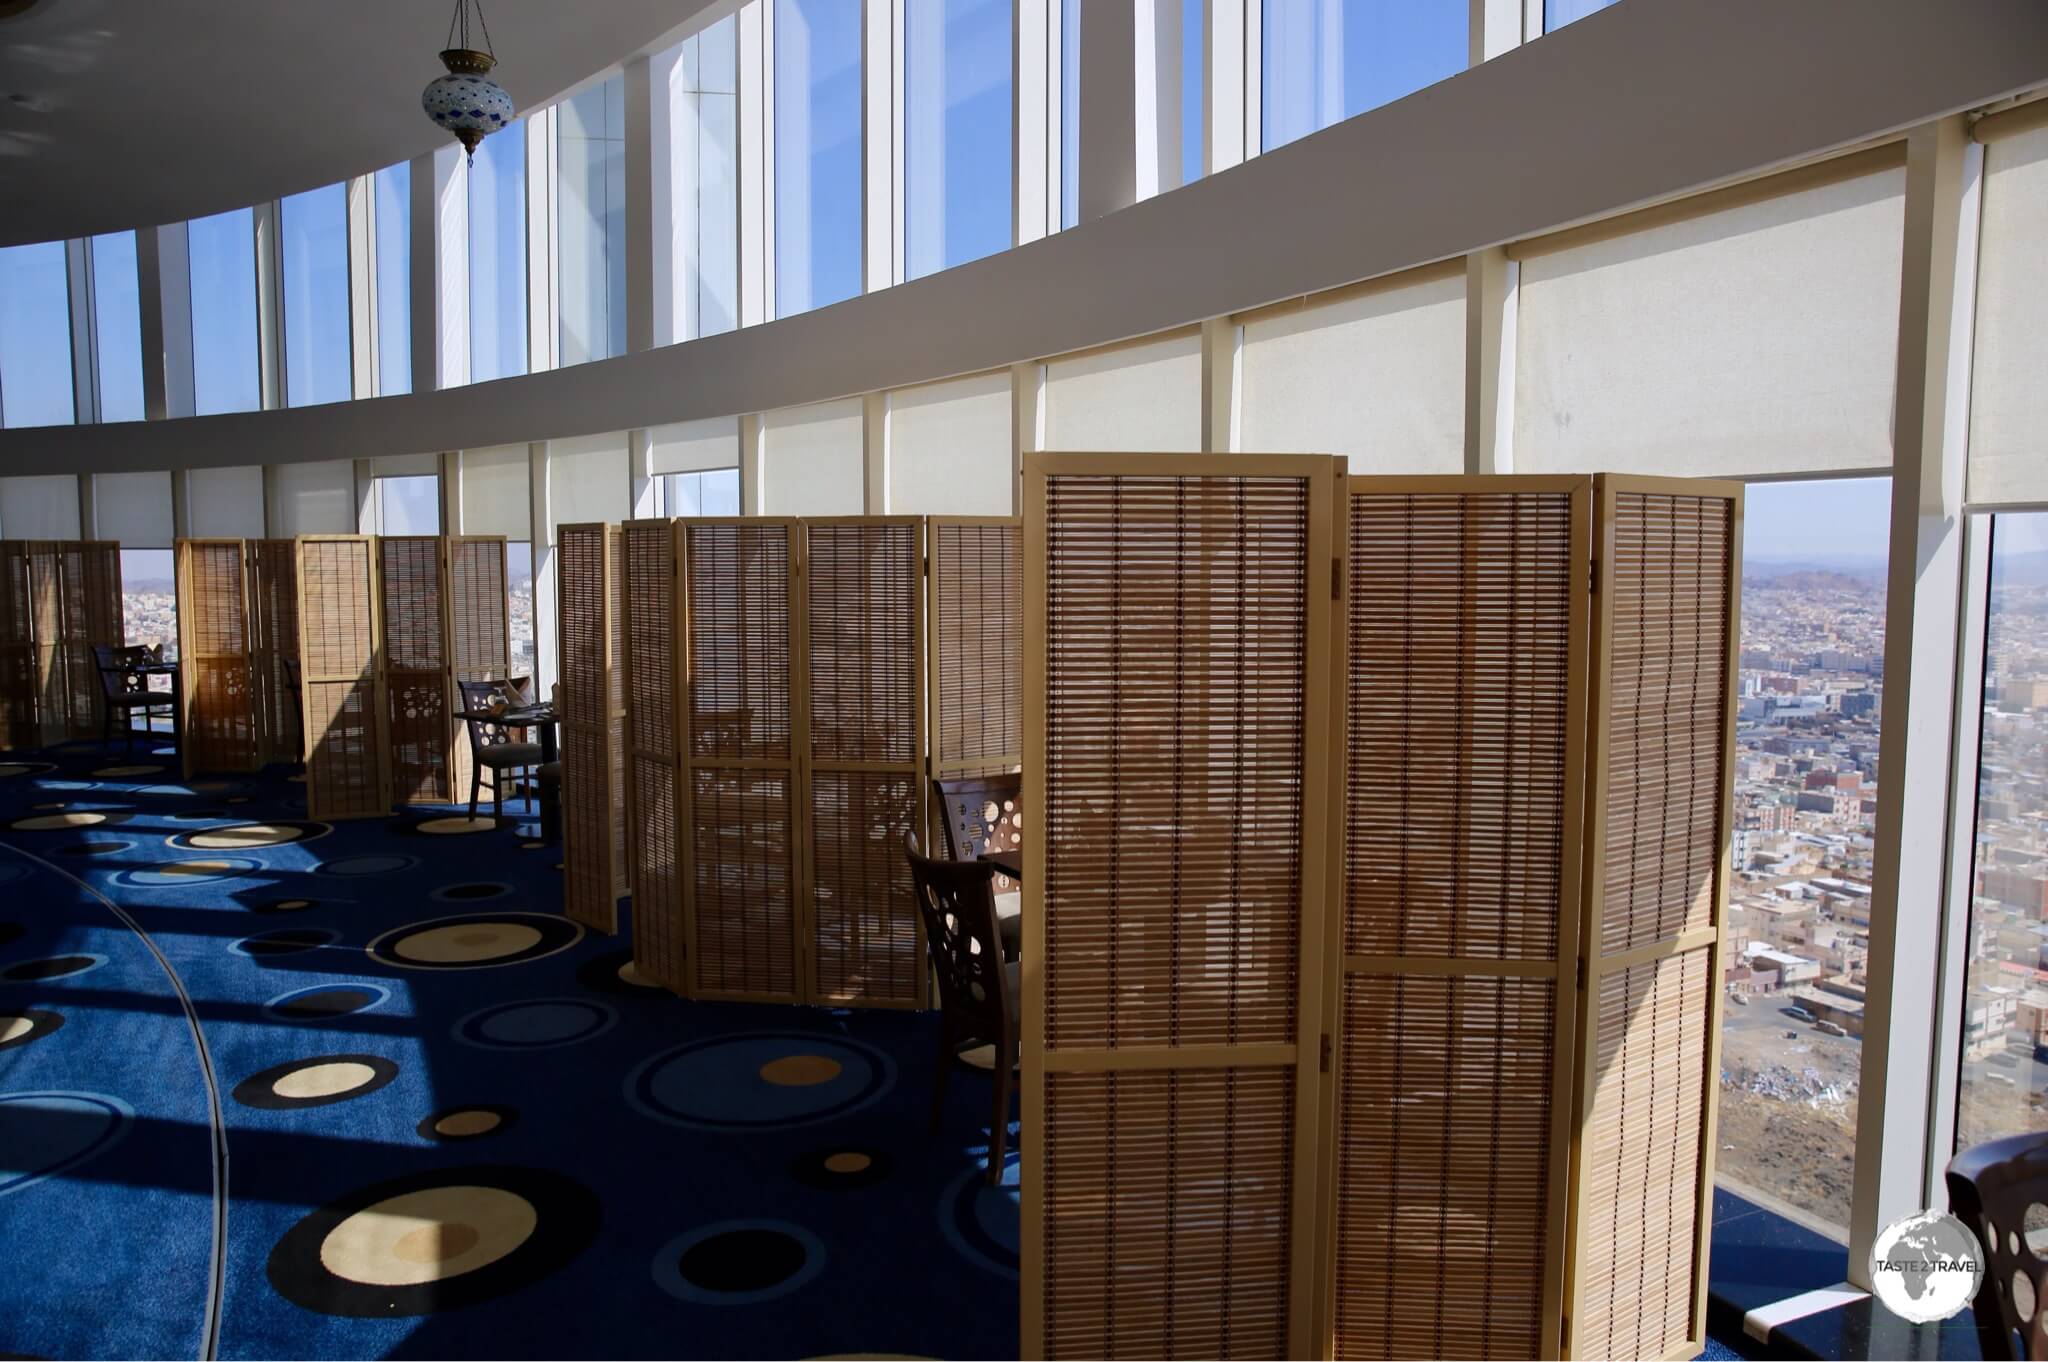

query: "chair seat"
left=477, top=743, right=542, bottom=768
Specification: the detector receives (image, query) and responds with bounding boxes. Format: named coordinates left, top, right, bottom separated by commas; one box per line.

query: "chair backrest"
left=905, top=833, right=1010, bottom=1043
left=93, top=644, right=150, bottom=699
left=1948, top=1130, right=2048, bottom=1360
left=457, top=678, right=525, bottom=753
left=933, top=772, right=1024, bottom=862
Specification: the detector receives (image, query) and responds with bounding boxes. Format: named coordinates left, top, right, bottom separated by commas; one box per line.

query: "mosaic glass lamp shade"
left=423, top=48, right=514, bottom=160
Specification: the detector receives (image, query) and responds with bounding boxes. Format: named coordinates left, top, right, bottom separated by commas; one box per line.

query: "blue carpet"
left=0, top=742, right=1020, bottom=1360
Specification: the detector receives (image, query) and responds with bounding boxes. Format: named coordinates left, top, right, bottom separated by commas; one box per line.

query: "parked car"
left=1728, top=993, right=1749, bottom=1006
left=1814, top=1020, right=1848, bottom=1037
left=1786, top=1005, right=1815, bottom=1023
left=1988, top=1072, right=2018, bottom=1088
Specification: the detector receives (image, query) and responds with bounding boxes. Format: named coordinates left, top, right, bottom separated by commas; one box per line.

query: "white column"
left=150, top=223, right=197, bottom=420
left=347, top=174, right=377, bottom=400
left=1010, top=361, right=1042, bottom=516
left=529, top=441, right=559, bottom=696
left=65, top=238, right=98, bottom=426
left=626, top=56, right=657, bottom=355
left=864, top=391, right=888, bottom=513
left=527, top=103, right=558, bottom=374
left=739, top=1, right=771, bottom=327
left=1206, top=0, right=1247, bottom=175
left=1137, top=0, right=1184, bottom=200
left=1847, top=114, right=1983, bottom=1286
left=1473, top=0, right=1525, bottom=63
left=1200, top=315, right=1238, bottom=453
left=739, top=412, right=766, bottom=514
left=864, top=0, right=898, bottom=287
left=1078, top=0, right=1137, bottom=222
left=420, top=146, right=468, bottom=392
left=353, top=458, right=379, bottom=534
left=1015, top=0, right=1052, bottom=245
left=1241, top=0, right=1262, bottom=161
left=1464, top=246, right=1517, bottom=475
left=630, top=428, right=659, bottom=517
left=649, top=42, right=683, bottom=347
left=253, top=200, right=284, bottom=409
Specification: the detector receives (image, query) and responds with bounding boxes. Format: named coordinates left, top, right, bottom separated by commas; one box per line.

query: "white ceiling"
left=0, top=0, right=726, bottom=246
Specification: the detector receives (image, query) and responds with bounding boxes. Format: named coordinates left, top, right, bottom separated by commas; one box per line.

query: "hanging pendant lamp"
left=422, top=0, right=515, bottom=162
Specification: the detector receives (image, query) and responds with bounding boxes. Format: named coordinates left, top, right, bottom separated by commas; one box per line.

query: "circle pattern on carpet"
left=266, top=1165, right=599, bottom=1317
left=249, top=897, right=319, bottom=914
left=319, top=853, right=419, bottom=878
left=454, top=998, right=617, bottom=1051
left=112, top=858, right=260, bottom=889
left=2, top=954, right=107, bottom=983
left=0, top=1008, right=64, bottom=1052
left=265, top=984, right=391, bottom=1023
left=791, top=1146, right=893, bottom=1191
left=172, top=820, right=331, bottom=851
left=367, top=913, right=581, bottom=971
left=576, top=948, right=666, bottom=997
left=0, top=762, right=55, bottom=779
left=429, top=882, right=512, bottom=903
left=652, top=1221, right=826, bottom=1306
left=0, top=921, right=22, bottom=949
left=90, top=764, right=164, bottom=778
left=234, top=928, right=341, bottom=959
left=938, top=1153, right=1020, bottom=1279
left=417, top=1106, right=518, bottom=1142
left=233, top=1054, right=400, bottom=1110
left=56, top=840, right=133, bottom=858
left=10, top=810, right=128, bottom=831
left=413, top=816, right=499, bottom=836
left=626, top=1032, right=895, bottom=1131
left=167, top=808, right=231, bottom=822
left=0, top=1092, right=134, bottom=1197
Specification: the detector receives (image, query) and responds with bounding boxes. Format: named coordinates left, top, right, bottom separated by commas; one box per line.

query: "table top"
left=129, top=662, right=178, bottom=675
left=979, top=849, right=1022, bottom=878
left=458, top=703, right=559, bottom=725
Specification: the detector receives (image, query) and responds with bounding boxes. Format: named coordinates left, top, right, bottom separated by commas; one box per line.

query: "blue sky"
left=1745, top=478, right=1892, bottom=564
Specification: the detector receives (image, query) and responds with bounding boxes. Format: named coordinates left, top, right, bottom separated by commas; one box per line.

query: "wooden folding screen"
left=64, top=542, right=123, bottom=741
left=558, top=523, right=629, bottom=934
left=377, top=536, right=454, bottom=803
left=447, top=535, right=510, bottom=804
left=673, top=519, right=806, bottom=1001
left=176, top=540, right=259, bottom=777
left=927, top=517, right=1021, bottom=780
left=1021, top=454, right=1345, bottom=1360
left=26, top=543, right=63, bottom=744
left=249, top=540, right=301, bottom=765
left=0, top=543, right=33, bottom=749
left=622, top=519, right=687, bottom=991
left=298, top=535, right=387, bottom=820
left=805, top=518, right=926, bottom=1008
left=1326, top=478, right=1589, bottom=1360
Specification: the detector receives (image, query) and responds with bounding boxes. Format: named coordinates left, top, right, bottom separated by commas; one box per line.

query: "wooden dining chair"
left=905, top=832, right=1017, bottom=1183
left=456, top=678, right=541, bottom=821
left=932, top=772, right=1024, bottom=961
left=1948, top=1130, right=2048, bottom=1359
left=93, top=645, right=173, bottom=754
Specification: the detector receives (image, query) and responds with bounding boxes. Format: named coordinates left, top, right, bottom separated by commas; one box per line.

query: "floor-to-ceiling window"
left=1261, top=0, right=1466, bottom=153
left=120, top=548, right=177, bottom=660
left=0, top=240, right=75, bottom=429
left=905, top=0, right=1013, bottom=279
left=1060, top=0, right=1080, bottom=230
left=188, top=207, right=261, bottom=415
left=665, top=15, right=741, bottom=343
left=657, top=467, right=741, bottom=516
left=774, top=0, right=863, bottom=317
left=90, top=232, right=145, bottom=423
left=374, top=161, right=412, bottom=396
left=375, top=474, right=442, bottom=535
left=280, top=182, right=352, bottom=406
left=1179, top=0, right=1203, bottom=187
left=559, top=77, right=627, bottom=365
left=470, top=121, right=529, bottom=383
left=507, top=540, right=536, bottom=680
left=1544, top=0, right=1618, bottom=34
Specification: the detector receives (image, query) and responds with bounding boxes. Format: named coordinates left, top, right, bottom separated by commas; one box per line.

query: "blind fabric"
left=371, top=452, right=441, bottom=477
left=649, top=417, right=741, bottom=475
left=1516, top=169, right=1905, bottom=478
left=0, top=476, right=81, bottom=540
left=460, top=444, right=533, bottom=539
left=185, top=465, right=266, bottom=538
left=268, top=459, right=358, bottom=536
left=888, top=371, right=1012, bottom=515
left=1042, top=330, right=1201, bottom=452
left=548, top=432, right=632, bottom=533
left=1241, top=272, right=1465, bottom=472
left=93, top=471, right=175, bottom=548
left=760, top=399, right=864, bottom=515
left=1968, top=124, right=2048, bottom=507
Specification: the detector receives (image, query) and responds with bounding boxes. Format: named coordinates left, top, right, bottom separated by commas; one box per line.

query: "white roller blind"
left=186, top=465, right=266, bottom=538
left=548, top=432, right=631, bottom=533
left=888, top=370, right=1012, bottom=515
left=649, top=417, right=741, bottom=475
left=1516, top=167, right=1905, bottom=478
left=371, top=452, right=442, bottom=477
left=94, top=471, right=175, bottom=547
left=460, top=445, right=533, bottom=538
left=1240, top=269, right=1465, bottom=472
left=268, top=459, right=358, bottom=536
left=1968, top=124, right=2048, bottom=507
left=0, top=475, right=81, bottom=539
left=1043, top=329, right=1201, bottom=452
left=760, top=398, right=864, bottom=515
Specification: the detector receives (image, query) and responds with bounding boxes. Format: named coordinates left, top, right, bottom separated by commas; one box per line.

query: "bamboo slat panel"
left=805, top=518, right=924, bottom=1008
left=0, top=543, right=33, bottom=749
left=175, top=539, right=258, bottom=777
left=928, top=517, right=1021, bottom=778
left=1331, top=479, right=1588, bottom=1361
left=298, top=535, right=388, bottom=820
left=378, top=536, right=452, bottom=804
left=71, top=542, right=122, bottom=741
left=1566, top=477, right=1740, bottom=1362
left=249, top=540, right=301, bottom=764
left=1023, top=454, right=1343, bottom=1362
left=680, top=519, right=804, bottom=1002
left=447, top=536, right=510, bottom=804
left=558, top=523, right=624, bottom=933
left=27, top=543, right=64, bottom=745
left=623, top=519, right=685, bottom=991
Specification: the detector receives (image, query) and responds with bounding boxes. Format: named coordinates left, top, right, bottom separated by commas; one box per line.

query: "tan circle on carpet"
left=274, top=899, right=313, bottom=911
left=273, top=1061, right=381, bottom=1101
left=393, top=922, right=544, bottom=965
left=823, top=1152, right=872, bottom=1174
left=957, top=1044, right=996, bottom=1071
left=0, top=1015, right=34, bottom=1044
left=616, top=960, right=659, bottom=989
left=163, top=860, right=235, bottom=878
left=15, top=812, right=107, bottom=830
left=92, top=764, right=163, bottom=777
left=416, top=816, right=498, bottom=836
left=318, top=1185, right=538, bottom=1287
left=519, top=841, right=544, bottom=850
left=0, top=764, right=37, bottom=778
left=433, top=1109, right=503, bottom=1138
left=188, top=823, right=310, bottom=850
left=760, top=1055, right=843, bottom=1087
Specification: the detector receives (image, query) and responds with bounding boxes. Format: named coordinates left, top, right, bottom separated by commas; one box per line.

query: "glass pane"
left=1958, top=512, right=2048, bottom=1152
left=1718, top=475, right=1890, bottom=1239
left=375, top=161, right=412, bottom=396
left=701, top=467, right=740, bottom=516
left=1182, top=0, right=1204, bottom=187
left=91, top=233, right=145, bottom=424
left=280, top=182, right=352, bottom=406
left=1060, top=0, right=1079, bottom=230
left=774, top=0, right=863, bottom=317
left=0, top=240, right=74, bottom=429
left=508, top=541, right=536, bottom=680
left=1261, top=0, right=1467, bottom=153
left=1544, top=0, right=1618, bottom=33
left=470, top=120, right=529, bottom=383
left=121, top=548, right=177, bottom=665
left=905, top=0, right=1013, bottom=279
left=559, top=77, right=627, bottom=365
left=666, top=19, right=740, bottom=343
left=377, top=475, right=441, bottom=535
left=189, top=207, right=260, bottom=415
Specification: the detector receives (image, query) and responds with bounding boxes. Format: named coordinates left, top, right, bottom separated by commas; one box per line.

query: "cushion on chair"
left=477, top=743, right=543, bottom=768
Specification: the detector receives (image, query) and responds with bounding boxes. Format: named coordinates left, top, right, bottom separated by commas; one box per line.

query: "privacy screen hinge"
left=1589, top=558, right=1601, bottom=594
left=1319, top=1033, right=1332, bottom=1073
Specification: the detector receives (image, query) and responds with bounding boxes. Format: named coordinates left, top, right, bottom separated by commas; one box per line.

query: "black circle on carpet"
left=234, top=928, right=338, bottom=959
left=575, top=948, right=666, bottom=997
left=232, top=1054, right=400, bottom=1110
left=0, top=1007, right=64, bottom=1053
left=168, top=819, right=332, bottom=851
left=3, top=955, right=99, bottom=983
left=365, top=913, right=581, bottom=972
left=266, top=1165, right=599, bottom=1317
left=429, top=882, right=513, bottom=903
left=55, top=841, right=133, bottom=859
left=248, top=897, right=320, bottom=915
left=272, top=988, right=381, bottom=1021
left=678, top=1228, right=807, bottom=1294
left=0, top=923, right=21, bottom=950
left=416, top=1105, right=520, bottom=1142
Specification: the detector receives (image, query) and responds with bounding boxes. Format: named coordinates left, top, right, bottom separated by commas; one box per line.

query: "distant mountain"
left=1745, top=559, right=1885, bottom=591
left=125, top=578, right=175, bottom=596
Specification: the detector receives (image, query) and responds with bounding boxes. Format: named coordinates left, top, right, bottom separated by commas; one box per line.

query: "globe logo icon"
left=1869, top=1210, right=1985, bottom=1324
